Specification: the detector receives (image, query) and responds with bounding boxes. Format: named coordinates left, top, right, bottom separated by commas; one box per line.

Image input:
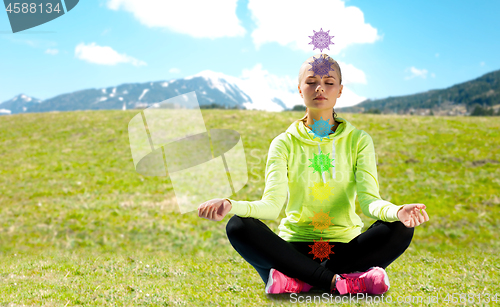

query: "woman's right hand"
left=197, top=198, right=232, bottom=222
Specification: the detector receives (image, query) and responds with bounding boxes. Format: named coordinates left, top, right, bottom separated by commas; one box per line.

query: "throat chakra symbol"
left=308, top=28, right=335, bottom=52
left=308, top=152, right=334, bottom=174
left=308, top=237, right=334, bottom=262
left=308, top=116, right=334, bottom=140
left=308, top=54, right=335, bottom=79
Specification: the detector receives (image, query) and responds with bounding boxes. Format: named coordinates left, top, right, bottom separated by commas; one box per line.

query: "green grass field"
left=0, top=110, right=499, bottom=306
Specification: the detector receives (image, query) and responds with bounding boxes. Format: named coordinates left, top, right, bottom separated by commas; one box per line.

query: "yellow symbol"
left=308, top=181, right=334, bottom=203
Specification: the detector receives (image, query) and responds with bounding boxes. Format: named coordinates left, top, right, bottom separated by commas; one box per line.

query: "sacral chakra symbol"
left=309, top=209, right=334, bottom=233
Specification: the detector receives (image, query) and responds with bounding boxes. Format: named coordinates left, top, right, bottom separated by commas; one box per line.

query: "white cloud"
left=75, top=42, right=147, bottom=66
left=169, top=68, right=180, bottom=73
left=248, top=0, right=380, bottom=53
left=3, top=36, right=57, bottom=49
left=336, top=86, right=366, bottom=108
left=238, top=64, right=301, bottom=111
left=405, top=67, right=428, bottom=80
left=106, top=0, right=245, bottom=39
left=45, top=48, right=59, bottom=55
left=337, top=61, right=367, bottom=84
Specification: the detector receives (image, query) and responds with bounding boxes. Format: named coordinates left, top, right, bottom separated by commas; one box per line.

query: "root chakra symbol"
left=309, top=238, right=334, bottom=262
left=308, top=209, right=334, bottom=233
left=308, top=28, right=335, bottom=52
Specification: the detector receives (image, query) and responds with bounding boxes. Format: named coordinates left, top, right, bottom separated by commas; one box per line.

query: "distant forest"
left=288, top=104, right=499, bottom=116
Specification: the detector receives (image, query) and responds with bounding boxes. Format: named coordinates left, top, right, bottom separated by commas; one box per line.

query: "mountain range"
left=336, top=69, right=500, bottom=116
left=0, top=70, right=303, bottom=116
left=1, top=68, right=499, bottom=116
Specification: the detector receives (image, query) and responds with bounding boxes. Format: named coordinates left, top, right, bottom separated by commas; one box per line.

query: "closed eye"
left=306, top=82, right=334, bottom=85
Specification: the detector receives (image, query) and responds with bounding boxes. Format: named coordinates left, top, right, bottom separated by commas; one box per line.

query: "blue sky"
left=1, top=0, right=499, bottom=107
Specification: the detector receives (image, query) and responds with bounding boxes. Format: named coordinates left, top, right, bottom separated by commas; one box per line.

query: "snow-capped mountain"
left=0, top=94, right=42, bottom=115
left=189, top=69, right=303, bottom=112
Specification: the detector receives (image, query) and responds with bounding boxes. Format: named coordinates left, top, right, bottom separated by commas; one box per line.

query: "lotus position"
left=198, top=53, right=429, bottom=295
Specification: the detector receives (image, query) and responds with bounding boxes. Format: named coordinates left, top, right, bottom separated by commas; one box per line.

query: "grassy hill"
left=337, top=69, right=500, bottom=116
left=0, top=110, right=499, bottom=306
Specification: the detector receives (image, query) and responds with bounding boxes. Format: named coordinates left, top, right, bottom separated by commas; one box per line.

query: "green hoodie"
left=227, top=117, right=404, bottom=243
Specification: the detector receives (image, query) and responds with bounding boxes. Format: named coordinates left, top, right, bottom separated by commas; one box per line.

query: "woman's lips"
left=314, top=97, right=326, bottom=100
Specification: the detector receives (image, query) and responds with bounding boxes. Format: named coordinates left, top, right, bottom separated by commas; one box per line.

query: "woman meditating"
left=198, top=53, right=429, bottom=295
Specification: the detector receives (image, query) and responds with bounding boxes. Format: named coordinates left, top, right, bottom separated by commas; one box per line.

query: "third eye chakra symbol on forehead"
left=308, top=55, right=335, bottom=79
left=308, top=28, right=335, bottom=52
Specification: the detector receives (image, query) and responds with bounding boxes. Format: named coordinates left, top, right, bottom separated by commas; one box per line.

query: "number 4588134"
left=6, top=2, right=62, bottom=14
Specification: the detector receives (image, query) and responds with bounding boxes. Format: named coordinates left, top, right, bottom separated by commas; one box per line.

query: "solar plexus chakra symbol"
left=309, top=209, right=334, bottom=233
left=308, top=181, right=334, bottom=203
left=308, top=116, right=334, bottom=140
left=308, top=152, right=334, bottom=174
left=308, top=54, right=336, bottom=80
left=308, top=28, right=335, bottom=52
left=309, top=238, right=334, bottom=262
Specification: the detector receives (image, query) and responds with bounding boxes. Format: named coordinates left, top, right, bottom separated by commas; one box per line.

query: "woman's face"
left=298, top=65, right=343, bottom=111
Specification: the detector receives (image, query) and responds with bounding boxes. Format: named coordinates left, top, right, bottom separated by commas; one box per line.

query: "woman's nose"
left=316, top=85, right=324, bottom=92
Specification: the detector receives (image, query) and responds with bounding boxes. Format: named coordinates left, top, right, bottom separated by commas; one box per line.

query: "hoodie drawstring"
left=331, top=137, right=336, bottom=180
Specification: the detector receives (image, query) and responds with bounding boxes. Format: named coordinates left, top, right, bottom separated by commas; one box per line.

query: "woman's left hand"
left=397, top=204, right=429, bottom=228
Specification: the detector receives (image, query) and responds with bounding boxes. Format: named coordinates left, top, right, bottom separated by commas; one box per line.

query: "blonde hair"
left=298, top=53, right=342, bottom=125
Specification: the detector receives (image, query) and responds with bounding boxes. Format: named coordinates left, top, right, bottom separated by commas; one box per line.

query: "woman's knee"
left=373, top=220, right=414, bottom=245
left=226, top=215, right=251, bottom=240
left=391, top=221, right=415, bottom=246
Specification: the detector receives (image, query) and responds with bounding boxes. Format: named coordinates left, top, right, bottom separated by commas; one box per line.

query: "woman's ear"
left=338, top=85, right=343, bottom=97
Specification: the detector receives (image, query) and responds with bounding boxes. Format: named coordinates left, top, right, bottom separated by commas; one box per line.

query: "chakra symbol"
left=308, top=116, right=334, bottom=140
left=308, top=28, right=335, bottom=52
left=308, top=152, right=334, bottom=174
left=309, top=237, right=334, bottom=262
left=309, top=209, right=334, bottom=233
left=308, top=54, right=335, bottom=80
left=308, top=181, right=334, bottom=203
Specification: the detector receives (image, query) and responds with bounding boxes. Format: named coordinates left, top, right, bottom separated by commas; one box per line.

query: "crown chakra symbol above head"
left=308, top=28, right=335, bottom=52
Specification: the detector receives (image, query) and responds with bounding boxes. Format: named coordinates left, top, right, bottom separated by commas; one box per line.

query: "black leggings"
left=226, top=216, right=414, bottom=292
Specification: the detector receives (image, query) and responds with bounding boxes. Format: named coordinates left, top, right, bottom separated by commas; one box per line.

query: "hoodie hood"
left=285, top=117, right=356, bottom=183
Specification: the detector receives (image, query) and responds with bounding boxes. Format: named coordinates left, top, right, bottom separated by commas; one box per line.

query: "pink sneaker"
left=265, top=269, right=314, bottom=294
left=334, top=267, right=390, bottom=295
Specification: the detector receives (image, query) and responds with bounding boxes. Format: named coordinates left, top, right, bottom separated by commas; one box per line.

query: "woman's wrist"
left=397, top=205, right=405, bottom=221
left=225, top=198, right=232, bottom=210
